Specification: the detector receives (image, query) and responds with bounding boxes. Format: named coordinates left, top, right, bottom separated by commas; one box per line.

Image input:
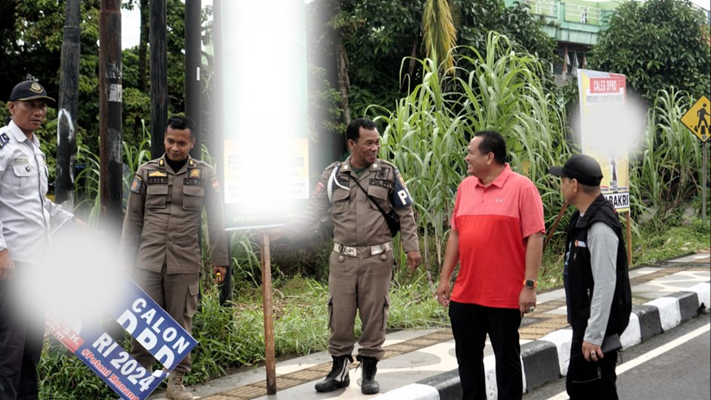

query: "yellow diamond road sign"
left=681, top=95, right=711, bottom=142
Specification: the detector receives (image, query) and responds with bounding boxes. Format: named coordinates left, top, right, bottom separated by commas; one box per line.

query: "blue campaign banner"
left=46, top=278, right=198, bottom=400
left=109, top=281, right=197, bottom=372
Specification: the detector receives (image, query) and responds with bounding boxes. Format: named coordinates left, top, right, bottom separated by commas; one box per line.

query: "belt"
left=333, top=242, right=392, bottom=258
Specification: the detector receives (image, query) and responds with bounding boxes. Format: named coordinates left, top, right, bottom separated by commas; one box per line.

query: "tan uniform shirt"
left=120, top=155, right=229, bottom=274
left=285, top=156, right=418, bottom=252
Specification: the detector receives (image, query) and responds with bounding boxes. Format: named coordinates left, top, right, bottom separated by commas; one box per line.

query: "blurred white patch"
left=569, top=91, right=649, bottom=154
left=15, top=220, right=131, bottom=331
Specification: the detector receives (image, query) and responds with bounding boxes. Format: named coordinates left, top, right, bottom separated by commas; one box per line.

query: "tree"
left=307, top=0, right=557, bottom=123
left=422, top=0, right=457, bottom=74
left=0, top=0, right=197, bottom=187
left=589, top=0, right=711, bottom=100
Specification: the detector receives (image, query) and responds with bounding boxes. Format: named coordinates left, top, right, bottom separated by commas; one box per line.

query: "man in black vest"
left=549, top=154, right=631, bottom=400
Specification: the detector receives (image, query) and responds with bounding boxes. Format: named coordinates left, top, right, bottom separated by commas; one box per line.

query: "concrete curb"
left=377, top=286, right=710, bottom=400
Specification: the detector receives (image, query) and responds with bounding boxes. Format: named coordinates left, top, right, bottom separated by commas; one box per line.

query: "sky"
left=121, top=0, right=212, bottom=50
left=121, top=0, right=710, bottom=49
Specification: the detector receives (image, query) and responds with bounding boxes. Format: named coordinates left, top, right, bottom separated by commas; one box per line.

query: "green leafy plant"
left=588, top=0, right=711, bottom=100
left=375, top=32, right=570, bottom=283
left=630, top=88, right=704, bottom=231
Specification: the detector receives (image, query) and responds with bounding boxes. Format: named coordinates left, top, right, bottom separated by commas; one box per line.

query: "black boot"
left=358, top=355, right=380, bottom=395
left=315, top=355, right=352, bottom=392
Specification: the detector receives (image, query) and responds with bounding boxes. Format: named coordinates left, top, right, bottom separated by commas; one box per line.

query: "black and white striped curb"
left=374, top=283, right=710, bottom=400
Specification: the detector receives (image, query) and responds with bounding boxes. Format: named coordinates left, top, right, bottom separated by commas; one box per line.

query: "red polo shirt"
left=450, top=164, right=545, bottom=308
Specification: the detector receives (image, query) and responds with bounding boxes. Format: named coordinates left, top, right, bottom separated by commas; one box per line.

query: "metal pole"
left=214, top=0, right=232, bottom=305
left=56, top=0, right=81, bottom=207
left=213, top=0, right=224, bottom=184
left=186, top=0, right=202, bottom=159
left=150, top=0, right=168, bottom=159
left=99, top=0, right=123, bottom=226
left=261, top=231, right=277, bottom=395
left=703, top=142, right=708, bottom=225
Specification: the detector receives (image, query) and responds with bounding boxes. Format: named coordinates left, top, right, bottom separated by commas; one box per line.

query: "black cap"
left=9, top=80, right=55, bottom=102
left=549, top=154, right=603, bottom=186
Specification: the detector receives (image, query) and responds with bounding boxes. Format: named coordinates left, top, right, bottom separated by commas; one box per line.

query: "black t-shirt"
left=166, top=157, right=188, bottom=174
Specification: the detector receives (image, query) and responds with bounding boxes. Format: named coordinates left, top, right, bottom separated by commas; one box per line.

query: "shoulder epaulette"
left=378, top=159, right=396, bottom=169
left=191, top=158, right=215, bottom=169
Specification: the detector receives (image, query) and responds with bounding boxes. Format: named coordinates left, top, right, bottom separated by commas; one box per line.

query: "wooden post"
left=185, top=0, right=202, bottom=159
left=56, top=0, right=80, bottom=206
left=99, top=0, right=123, bottom=228
left=150, top=0, right=167, bottom=159
left=261, top=231, right=277, bottom=394
left=544, top=201, right=568, bottom=252
left=626, top=212, right=632, bottom=265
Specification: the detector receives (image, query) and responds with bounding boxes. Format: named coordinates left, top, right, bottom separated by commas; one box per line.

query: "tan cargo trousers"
left=130, top=266, right=199, bottom=373
left=327, top=248, right=393, bottom=360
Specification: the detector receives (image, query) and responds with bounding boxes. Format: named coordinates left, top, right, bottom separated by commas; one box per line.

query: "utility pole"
left=213, top=0, right=232, bottom=306
left=99, top=0, right=123, bottom=226
left=56, top=0, right=81, bottom=207
left=150, top=0, right=168, bottom=159
left=186, top=0, right=202, bottom=159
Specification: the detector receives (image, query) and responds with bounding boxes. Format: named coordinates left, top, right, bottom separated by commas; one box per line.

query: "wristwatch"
left=523, top=279, right=537, bottom=289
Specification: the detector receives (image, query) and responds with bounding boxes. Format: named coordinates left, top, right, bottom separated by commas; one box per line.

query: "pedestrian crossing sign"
left=681, top=95, right=711, bottom=142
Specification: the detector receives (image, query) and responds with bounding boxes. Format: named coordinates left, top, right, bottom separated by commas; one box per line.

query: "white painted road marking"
left=546, top=323, right=710, bottom=400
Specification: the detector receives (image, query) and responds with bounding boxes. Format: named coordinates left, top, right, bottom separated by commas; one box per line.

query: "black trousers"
left=449, top=301, right=523, bottom=400
left=566, top=335, right=619, bottom=400
left=0, top=262, right=44, bottom=400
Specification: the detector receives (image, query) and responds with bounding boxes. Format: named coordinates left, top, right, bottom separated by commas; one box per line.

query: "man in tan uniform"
left=120, top=116, right=228, bottom=400
left=275, top=118, right=421, bottom=395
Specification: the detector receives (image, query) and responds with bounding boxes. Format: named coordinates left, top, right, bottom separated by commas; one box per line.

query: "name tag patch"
left=336, top=175, right=349, bottom=187
left=369, top=178, right=392, bottom=189
left=147, top=177, right=168, bottom=185
left=184, top=178, right=203, bottom=186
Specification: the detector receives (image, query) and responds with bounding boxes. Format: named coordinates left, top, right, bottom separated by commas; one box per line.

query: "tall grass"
left=375, top=32, right=570, bottom=280
left=631, top=88, right=704, bottom=230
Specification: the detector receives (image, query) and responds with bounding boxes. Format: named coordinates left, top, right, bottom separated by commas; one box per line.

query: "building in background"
left=505, top=0, right=711, bottom=86
left=504, top=0, right=620, bottom=86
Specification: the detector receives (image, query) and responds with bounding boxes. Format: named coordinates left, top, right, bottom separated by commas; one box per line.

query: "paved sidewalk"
left=149, top=251, right=710, bottom=400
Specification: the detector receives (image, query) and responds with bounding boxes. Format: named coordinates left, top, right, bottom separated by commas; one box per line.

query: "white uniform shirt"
left=0, top=120, right=73, bottom=263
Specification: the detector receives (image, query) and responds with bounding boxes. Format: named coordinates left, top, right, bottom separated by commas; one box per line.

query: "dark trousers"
left=566, top=336, right=619, bottom=400
left=0, top=262, right=44, bottom=400
left=449, top=301, right=523, bottom=400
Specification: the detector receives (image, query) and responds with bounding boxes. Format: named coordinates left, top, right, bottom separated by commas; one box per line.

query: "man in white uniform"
left=0, top=80, right=75, bottom=400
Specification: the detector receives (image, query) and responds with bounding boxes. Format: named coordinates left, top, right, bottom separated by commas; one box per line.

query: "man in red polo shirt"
left=436, top=130, right=545, bottom=400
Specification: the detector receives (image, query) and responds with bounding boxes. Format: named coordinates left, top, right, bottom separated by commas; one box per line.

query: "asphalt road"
left=524, top=312, right=711, bottom=400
